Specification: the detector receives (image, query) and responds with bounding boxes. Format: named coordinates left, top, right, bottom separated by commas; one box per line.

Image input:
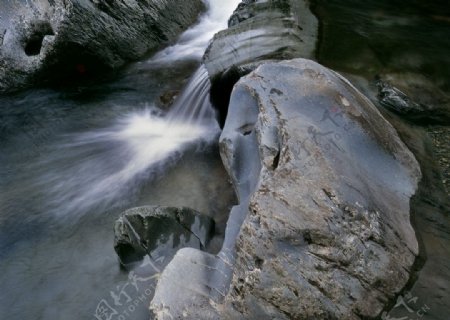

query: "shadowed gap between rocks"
left=22, top=20, right=54, bottom=56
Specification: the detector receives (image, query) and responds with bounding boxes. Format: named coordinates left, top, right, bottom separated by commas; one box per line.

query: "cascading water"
left=23, top=0, right=242, bottom=219
left=39, top=64, right=219, bottom=219
left=148, top=0, right=241, bottom=63
left=39, top=0, right=241, bottom=218
left=0, top=1, right=240, bottom=320
left=167, top=65, right=216, bottom=123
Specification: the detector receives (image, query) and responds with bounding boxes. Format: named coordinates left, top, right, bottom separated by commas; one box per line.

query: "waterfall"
left=18, top=0, right=241, bottom=218
left=167, top=65, right=216, bottom=124
left=148, top=0, right=242, bottom=63
left=0, top=1, right=241, bottom=319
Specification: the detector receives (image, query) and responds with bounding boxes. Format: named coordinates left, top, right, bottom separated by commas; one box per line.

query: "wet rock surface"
left=150, top=59, right=421, bottom=319
left=376, top=113, right=450, bottom=320
left=329, top=64, right=450, bottom=320
left=203, top=0, right=318, bottom=125
left=0, top=0, right=204, bottom=91
left=427, top=127, right=450, bottom=195
left=204, top=0, right=317, bottom=78
left=114, top=206, right=214, bottom=267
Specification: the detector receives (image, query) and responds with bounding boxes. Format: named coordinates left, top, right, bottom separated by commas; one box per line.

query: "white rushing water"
left=0, top=3, right=241, bottom=320
left=38, top=0, right=241, bottom=218
left=42, top=69, right=218, bottom=218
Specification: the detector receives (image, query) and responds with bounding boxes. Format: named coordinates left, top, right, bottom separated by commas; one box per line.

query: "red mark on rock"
left=76, top=64, right=86, bottom=75
left=331, top=105, right=340, bottom=113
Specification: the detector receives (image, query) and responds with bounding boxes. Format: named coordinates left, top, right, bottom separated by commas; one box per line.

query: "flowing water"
left=1, top=1, right=448, bottom=319
left=0, top=1, right=240, bottom=319
left=147, top=0, right=240, bottom=64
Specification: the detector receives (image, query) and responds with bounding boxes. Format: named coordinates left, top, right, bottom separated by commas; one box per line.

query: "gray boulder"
left=150, top=59, right=421, bottom=319
left=0, top=0, right=205, bottom=91
left=114, top=206, right=214, bottom=266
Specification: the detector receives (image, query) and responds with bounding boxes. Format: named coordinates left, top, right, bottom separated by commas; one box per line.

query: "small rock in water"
left=158, top=90, right=179, bottom=109
left=114, top=206, right=214, bottom=267
left=375, top=76, right=450, bottom=124
left=376, top=77, right=427, bottom=114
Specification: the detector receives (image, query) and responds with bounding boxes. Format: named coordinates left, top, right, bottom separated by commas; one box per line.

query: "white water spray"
left=44, top=68, right=219, bottom=217
left=39, top=1, right=240, bottom=217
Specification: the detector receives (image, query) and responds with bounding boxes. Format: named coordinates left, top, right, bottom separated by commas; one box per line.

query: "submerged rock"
left=0, top=0, right=204, bottom=91
left=150, top=59, right=421, bottom=319
left=114, top=206, right=214, bottom=266
left=376, top=78, right=428, bottom=114
left=158, top=90, right=179, bottom=109
left=375, top=76, right=450, bottom=125
left=203, top=0, right=318, bottom=125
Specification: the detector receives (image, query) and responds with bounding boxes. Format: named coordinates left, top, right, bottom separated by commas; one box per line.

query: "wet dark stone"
left=114, top=206, right=214, bottom=267
left=158, top=90, right=179, bottom=109
left=375, top=77, right=450, bottom=125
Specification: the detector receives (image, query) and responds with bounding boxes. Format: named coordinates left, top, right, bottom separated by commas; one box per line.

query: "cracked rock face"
left=220, top=59, right=421, bottom=319
left=150, top=59, right=421, bottom=319
left=0, top=0, right=204, bottom=91
left=114, top=206, right=214, bottom=267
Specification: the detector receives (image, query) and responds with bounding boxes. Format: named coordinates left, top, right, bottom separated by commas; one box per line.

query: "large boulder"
left=114, top=206, right=214, bottom=267
left=0, top=0, right=205, bottom=91
left=150, top=59, right=421, bottom=319
left=203, top=0, right=318, bottom=125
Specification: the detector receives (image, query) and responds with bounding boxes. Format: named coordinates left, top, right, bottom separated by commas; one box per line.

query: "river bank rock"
left=203, top=0, right=318, bottom=125
left=114, top=206, right=214, bottom=266
left=0, top=0, right=204, bottom=92
left=150, top=59, right=421, bottom=319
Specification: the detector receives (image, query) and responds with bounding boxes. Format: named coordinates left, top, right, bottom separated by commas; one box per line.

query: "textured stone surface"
left=337, top=71, right=450, bottom=320
left=203, top=0, right=318, bottom=125
left=150, top=59, right=421, bottom=319
left=114, top=206, right=214, bottom=266
left=204, top=0, right=317, bottom=79
left=0, top=0, right=204, bottom=91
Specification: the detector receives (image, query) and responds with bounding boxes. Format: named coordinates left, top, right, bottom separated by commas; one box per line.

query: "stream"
left=0, top=1, right=240, bottom=319
left=0, top=1, right=449, bottom=319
